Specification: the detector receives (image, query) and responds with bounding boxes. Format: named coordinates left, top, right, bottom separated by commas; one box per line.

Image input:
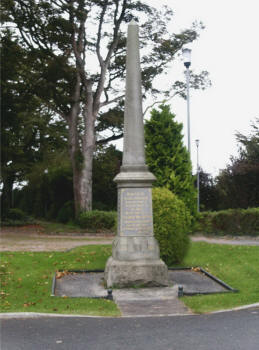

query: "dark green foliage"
left=215, top=118, right=259, bottom=210
left=198, top=169, right=219, bottom=211
left=14, top=146, right=119, bottom=219
left=57, top=201, right=75, bottom=224
left=152, top=187, right=191, bottom=265
left=78, top=210, right=116, bottom=232
left=145, top=105, right=197, bottom=216
left=5, top=208, right=27, bottom=221
left=14, top=156, right=73, bottom=220
left=216, top=161, right=259, bottom=210
left=0, top=30, right=69, bottom=218
left=1, top=208, right=35, bottom=227
left=195, top=208, right=259, bottom=236
left=92, top=146, right=122, bottom=211
left=236, top=118, right=259, bottom=163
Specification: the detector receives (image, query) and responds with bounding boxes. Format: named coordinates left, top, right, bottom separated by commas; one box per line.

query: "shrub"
left=6, top=208, right=27, bottom=221
left=57, top=201, right=75, bottom=224
left=195, top=208, right=259, bottom=236
left=78, top=210, right=116, bottom=232
left=0, top=208, right=35, bottom=227
left=152, top=187, right=192, bottom=266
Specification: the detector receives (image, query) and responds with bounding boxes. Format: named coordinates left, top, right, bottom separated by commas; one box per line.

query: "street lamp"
left=182, top=48, right=191, bottom=154
left=195, top=139, right=200, bottom=212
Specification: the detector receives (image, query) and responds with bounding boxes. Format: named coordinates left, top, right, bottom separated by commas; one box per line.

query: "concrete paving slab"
left=116, top=299, right=192, bottom=316
left=54, top=272, right=107, bottom=298
left=53, top=269, right=235, bottom=316
left=112, top=285, right=178, bottom=301
left=168, top=269, right=227, bottom=295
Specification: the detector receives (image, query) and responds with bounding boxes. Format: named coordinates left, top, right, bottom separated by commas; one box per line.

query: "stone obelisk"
left=104, top=20, right=168, bottom=288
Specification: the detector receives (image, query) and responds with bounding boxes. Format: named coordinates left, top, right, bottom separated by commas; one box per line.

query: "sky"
left=136, top=0, right=259, bottom=176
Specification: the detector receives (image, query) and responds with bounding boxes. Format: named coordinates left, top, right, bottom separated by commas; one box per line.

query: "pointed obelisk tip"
left=129, top=19, right=138, bottom=26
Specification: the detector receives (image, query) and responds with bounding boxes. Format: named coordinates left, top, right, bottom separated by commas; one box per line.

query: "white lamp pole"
left=182, top=48, right=192, bottom=154
left=195, top=139, right=200, bottom=212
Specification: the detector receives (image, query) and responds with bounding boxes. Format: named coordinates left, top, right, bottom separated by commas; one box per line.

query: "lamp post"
left=195, top=139, right=200, bottom=212
left=182, top=48, right=191, bottom=154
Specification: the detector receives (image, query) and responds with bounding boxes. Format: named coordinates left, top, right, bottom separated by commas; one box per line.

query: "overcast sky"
left=139, top=0, right=259, bottom=176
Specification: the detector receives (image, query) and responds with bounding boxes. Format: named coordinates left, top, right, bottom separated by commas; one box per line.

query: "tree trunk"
left=79, top=81, right=97, bottom=213
left=68, top=113, right=83, bottom=217
left=67, top=78, right=97, bottom=216
left=67, top=71, right=82, bottom=217
left=1, top=174, right=15, bottom=217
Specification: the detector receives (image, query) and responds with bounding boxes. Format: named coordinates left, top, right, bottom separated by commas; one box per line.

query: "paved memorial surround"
left=53, top=269, right=235, bottom=316
left=104, top=20, right=168, bottom=287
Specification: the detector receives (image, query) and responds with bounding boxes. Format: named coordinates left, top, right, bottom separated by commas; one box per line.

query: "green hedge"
left=0, top=208, right=36, bottom=227
left=152, top=187, right=192, bottom=266
left=195, top=208, right=259, bottom=236
left=78, top=210, right=116, bottom=232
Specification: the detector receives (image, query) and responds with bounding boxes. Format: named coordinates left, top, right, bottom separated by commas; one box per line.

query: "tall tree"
left=0, top=31, right=67, bottom=217
left=216, top=118, right=259, bottom=209
left=236, top=118, right=259, bottom=163
left=92, top=145, right=122, bottom=210
left=198, top=168, right=219, bottom=211
left=2, top=0, right=208, bottom=215
left=145, top=104, right=197, bottom=215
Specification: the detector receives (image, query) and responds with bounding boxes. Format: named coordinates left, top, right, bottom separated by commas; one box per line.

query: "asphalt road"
left=1, top=308, right=259, bottom=350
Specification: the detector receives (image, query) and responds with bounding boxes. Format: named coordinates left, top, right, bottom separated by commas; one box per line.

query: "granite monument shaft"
left=104, top=20, right=168, bottom=287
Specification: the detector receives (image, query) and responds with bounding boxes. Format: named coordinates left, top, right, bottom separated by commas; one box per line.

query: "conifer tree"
left=145, top=105, right=197, bottom=215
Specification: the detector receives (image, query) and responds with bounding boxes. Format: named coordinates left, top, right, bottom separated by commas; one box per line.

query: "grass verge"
left=178, top=242, right=259, bottom=313
left=0, top=245, right=119, bottom=316
left=1, top=242, right=259, bottom=315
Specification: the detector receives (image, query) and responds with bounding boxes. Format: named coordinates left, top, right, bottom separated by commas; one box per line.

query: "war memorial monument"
left=104, top=20, right=168, bottom=288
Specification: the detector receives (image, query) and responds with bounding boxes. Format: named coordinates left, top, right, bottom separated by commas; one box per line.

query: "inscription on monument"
left=119, top=188, right=153, bottom=236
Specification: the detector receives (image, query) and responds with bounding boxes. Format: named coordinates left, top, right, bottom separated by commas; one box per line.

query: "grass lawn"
left=179, top=242, right=259, bottom=313
left=0, top=245, right=119, bottom=316
left=1, top=242, right=259, bottom=315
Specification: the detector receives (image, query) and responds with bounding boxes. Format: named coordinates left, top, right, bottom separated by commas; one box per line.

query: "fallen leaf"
left=192, top=267, right=201, bottom=272
left=56, top=270, right=69, bottom=279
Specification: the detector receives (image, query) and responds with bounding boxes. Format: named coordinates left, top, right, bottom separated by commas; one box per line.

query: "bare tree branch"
left=97, top=133, right=123, bottom=145
left=93, top=0, right=127, bottom=113
left=100, top=94, right=125, bottom=108
left=96, top=0, right=108, bottom=67
left=143, top=91, right=179, bottom=117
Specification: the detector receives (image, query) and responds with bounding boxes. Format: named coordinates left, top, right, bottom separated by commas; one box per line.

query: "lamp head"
left=182, top=48, right=191, bottom=68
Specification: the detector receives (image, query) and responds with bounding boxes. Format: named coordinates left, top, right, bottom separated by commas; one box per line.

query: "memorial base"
left=105, top=257, right=169, bottom=288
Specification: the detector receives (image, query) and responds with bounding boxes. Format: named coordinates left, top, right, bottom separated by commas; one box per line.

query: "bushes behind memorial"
left=195, top=208, right=259, bottom=236
left=152, top=187, right=192, bottom=266
left=0, top=208, right=35, bottom=226
left=78, top=210, right=116, bottom=232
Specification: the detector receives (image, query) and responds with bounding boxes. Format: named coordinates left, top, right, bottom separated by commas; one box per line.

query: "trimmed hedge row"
left=0, top=208, right=36, bottom=227
left=195, top=208, right=259, bottom=236
left=78, top=210, right=116, bottom=232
